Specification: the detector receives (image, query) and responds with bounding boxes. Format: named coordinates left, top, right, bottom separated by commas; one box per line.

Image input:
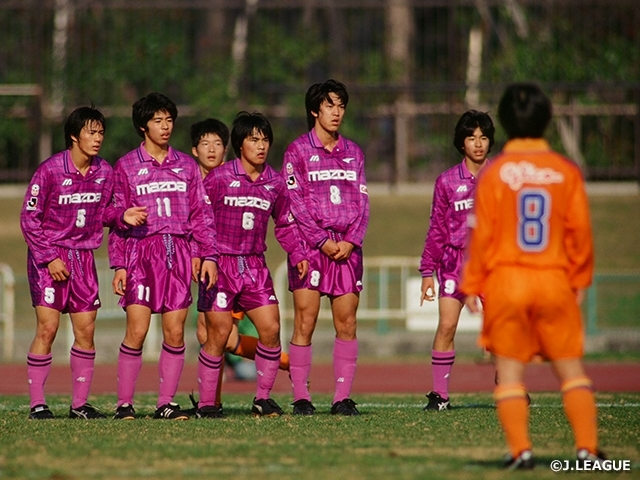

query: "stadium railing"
left=0, top=263, right=15, bottom=361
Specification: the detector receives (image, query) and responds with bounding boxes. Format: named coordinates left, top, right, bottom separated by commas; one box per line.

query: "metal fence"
left=2, top=260, right=639, bottom=362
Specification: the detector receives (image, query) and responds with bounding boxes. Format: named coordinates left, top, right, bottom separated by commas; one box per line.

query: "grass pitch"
left=0, top=393, right=638, bottom=479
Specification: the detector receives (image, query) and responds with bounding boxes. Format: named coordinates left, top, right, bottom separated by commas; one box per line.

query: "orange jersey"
left=460, top=139, right=594, bottom=296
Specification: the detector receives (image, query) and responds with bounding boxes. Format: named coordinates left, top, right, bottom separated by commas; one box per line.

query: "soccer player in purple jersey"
left=189, top=118, right=290, bottom=413
left=20, top=105, right=146, bottom=420
left=195, top=111, right=306, bottom=418
left=283, top=80, right=370, bottom=416
left=109, top=93, right=218, bottom=420
left=418, top=110, right=495, bottom=411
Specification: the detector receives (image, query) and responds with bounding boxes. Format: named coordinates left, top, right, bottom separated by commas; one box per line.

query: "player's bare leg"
left=426, top=297, right=463, bottom=410
left=115, top=305, right=151, bottom=416
left=27, top=307, right=61, bottom=415
left=67, top=311, right=103, bottom=418
left=245, top=304, right=284, bottom=416
left=289, top=289, right=320, bottom=411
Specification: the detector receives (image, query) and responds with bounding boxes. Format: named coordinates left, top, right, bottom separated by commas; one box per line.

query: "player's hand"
left=464, top=295, right=481, bottom=314
left=296, top=260, right=309, bottom=279
left=201, top=260, right=218, bottom=290
left=575, top=288, right=585, bottom=305
left=191, top=257, right=202, bottom=283
left=320, top=239, right=340, bottom=259
left=47, top=258, right=70, bottom=282
left=112, top=268, right=127, bottom=296
left=123, top=206, right=148, bottom=227
left=420, top=277, right=435, bottom=306
left=333, top=241, right=354, bottom=261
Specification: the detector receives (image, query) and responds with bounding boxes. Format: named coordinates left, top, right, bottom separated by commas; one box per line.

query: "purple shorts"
left=436, top=246, right=465, bottom=302
left=288, top=245, right=363, bottom=297
left=121, top=234, right=192, bottom=313
left=198, top=254, right=278, bottom=313
left=28, top=247, right=100, bottom=313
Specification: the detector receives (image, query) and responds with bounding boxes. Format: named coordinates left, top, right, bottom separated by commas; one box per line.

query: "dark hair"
left=452, top=110, right=495, bottom=155
left=498, top=83, right=552, bottom=139
left=190, top=118, right=230, bottom=149
left=231, top=111, right=273, bottom=158
left=305, top=79, right=349, bottom=130
left=132, top=92, right=178, bottom=138
left=64, top=105, right=106, bottom=149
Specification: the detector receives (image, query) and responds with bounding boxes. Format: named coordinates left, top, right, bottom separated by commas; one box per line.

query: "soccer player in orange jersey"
left=460, top=83, right=604, bottom=469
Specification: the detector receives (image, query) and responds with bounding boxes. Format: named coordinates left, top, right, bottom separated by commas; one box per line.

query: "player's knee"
left=258, top=323, right=280, bottom=346
left=36, top=323, right=59, bottom=345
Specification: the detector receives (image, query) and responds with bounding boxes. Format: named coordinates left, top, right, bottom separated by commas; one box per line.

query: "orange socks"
left=561, top=377, right=598, bottom=454
left=232, top=335, right=290, bottom=371
left=494, top=383, right=531, bottom=458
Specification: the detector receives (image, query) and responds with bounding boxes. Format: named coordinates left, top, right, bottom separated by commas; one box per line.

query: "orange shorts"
left=479, top=266, right=584, bottom=363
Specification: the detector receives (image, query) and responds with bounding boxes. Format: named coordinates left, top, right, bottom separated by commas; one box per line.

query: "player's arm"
left=188, top=168, right=218, bottom=274
left=273, top=185, right=308, bottom=269
left=20, top=168, right=59, bottom=267
left=418, top=176, right=449, bottom=278
left=459, top=175, right=495, bottom=298
left=283, top=147, right=329, bottom=249
left=564, top=173, right=594, bottom=291
left=103, top=167, right=147, bottom=230
left=107, top=164, right=131, bottom=274
left=340, top=149, right=370, bottom=260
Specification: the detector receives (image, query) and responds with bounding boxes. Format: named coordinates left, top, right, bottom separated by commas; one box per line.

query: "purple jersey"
left=20, top=150, right=116, bottom=265
left=283, top=130, right=369, bottom=249
left=108, top=143, right=217, bottom=269
left=203, top=159, right=304, bottom=262
left=419, top=160, right=479, bottom=277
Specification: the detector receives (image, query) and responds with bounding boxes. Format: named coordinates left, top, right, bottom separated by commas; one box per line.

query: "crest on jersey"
left=31, top=184, right=40, bottom=196
left=359, top=184, right=368, bottom=195
left=286, top=162, right=294, bottom=174
left=286, top=175, right=298, bottom=189
left=26, top=197, right=38, bottom=210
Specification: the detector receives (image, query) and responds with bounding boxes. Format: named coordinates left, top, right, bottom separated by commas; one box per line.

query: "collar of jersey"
left=231, top=158, right=274, bottom=183
left=502, top=138, right=551, bottom=153
left=63, top=149, right=102, bottom=176
left=137, top=142, right=178, bottom=165
left=308, top=129, right=346, bottom=153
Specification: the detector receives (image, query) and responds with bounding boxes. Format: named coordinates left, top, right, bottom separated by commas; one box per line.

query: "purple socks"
left=157, top=342, right=186, bottom=407
left=255, top=342, right=281, bottom=400
left=27, top=352, right=52, bottom=408
left=289, top=343, right=313, bottom=402
left=333, top=338, right=358, bottom=404
left=70, top=347, right=95, bottom=409
left=197, top=349, right=223, bottom=408
left=431, top=349, right=455, bottom=399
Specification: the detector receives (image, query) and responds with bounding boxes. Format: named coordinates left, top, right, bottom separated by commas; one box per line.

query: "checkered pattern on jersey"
left=282, top=130, right=369, bottom=249
left=204, top=159, right=291, bottom=256
left=108, top=144, right=217, bottom=268
left=20, top=150, right=115, bottom=265
left=419, top=160, right=479, bottom=276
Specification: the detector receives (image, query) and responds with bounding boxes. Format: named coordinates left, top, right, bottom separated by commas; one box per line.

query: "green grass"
left=0, top=393, right=638, bottom=479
